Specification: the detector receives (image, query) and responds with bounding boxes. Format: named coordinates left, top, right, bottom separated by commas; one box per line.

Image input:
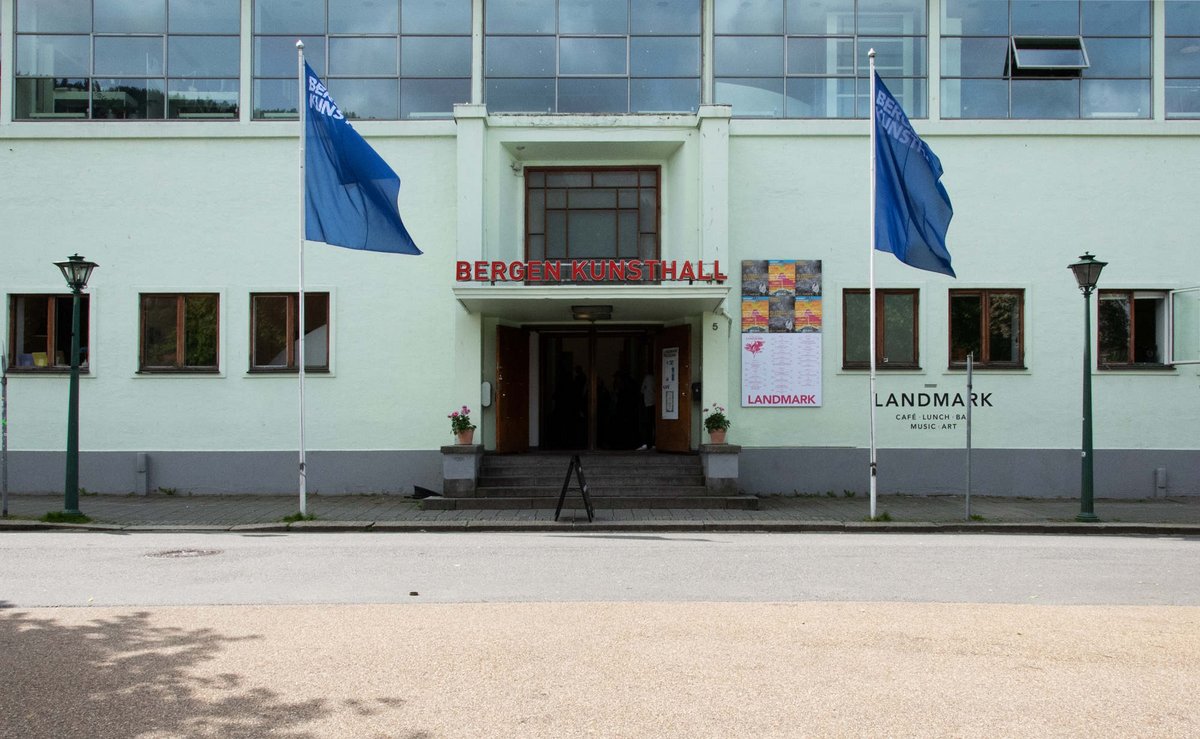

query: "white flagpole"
left=868, top=50, right=878, bottom=520
left=296, top=41, right=308, bottom=516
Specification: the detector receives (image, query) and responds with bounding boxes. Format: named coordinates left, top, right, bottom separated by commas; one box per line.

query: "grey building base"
left=3, top=450, right=442, bottom=495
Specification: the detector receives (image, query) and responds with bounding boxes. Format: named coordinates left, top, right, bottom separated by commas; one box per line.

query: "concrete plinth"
left=441, top=444, right=484, bottom=497
left=700, top=443, right=741, bottom=493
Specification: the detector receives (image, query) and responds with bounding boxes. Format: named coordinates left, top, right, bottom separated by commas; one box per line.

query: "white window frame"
left=1168, top=286, right=1200, bottom=365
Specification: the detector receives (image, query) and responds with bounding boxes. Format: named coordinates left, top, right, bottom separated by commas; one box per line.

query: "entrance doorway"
left=540, top=329, right=653, bottom=451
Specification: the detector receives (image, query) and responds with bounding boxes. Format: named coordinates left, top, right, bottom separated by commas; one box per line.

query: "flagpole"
left=297, top=41, right=308, bottom=516
left=868, top=50, right=878, bottom=520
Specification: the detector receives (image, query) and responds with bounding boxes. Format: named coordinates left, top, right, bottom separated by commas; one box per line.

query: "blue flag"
left=873, top=73, right=953, bottom=277
left=304, top=63, right=420, bottom=254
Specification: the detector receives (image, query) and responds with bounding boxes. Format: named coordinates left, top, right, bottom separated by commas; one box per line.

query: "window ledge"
left=135, top=369, right=223, bottom=377
left=839, top=366, right=924, bottom=374
left=1097, top=365, right=1176, bottom=373
left=946, top=365, right=1028, bottom=373
left=246, top=368, right=332, bottom=375
left=3, top=368, right=91, bottom=376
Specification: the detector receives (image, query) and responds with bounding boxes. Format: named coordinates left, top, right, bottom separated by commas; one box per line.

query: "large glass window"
left=250, top=293, right=330, bottom=371
left=843, top=289, right=920, bottom=369
left=6, top=294, right=90, bottom=371
left=1167, top=0, right=1200, bottom=118
left=14, top=0, right=240, bottom=120
left=714, top=0, right=927, bottom=118
left=948, top=289, right=1024, bottom=368
left=139, top=293, right=219, bottom=371
left=253, top=0, right=471, bottom=120
left=941, top=0, right=1151, bottom=119
left=1098, top=290, right=1167, bottom=368
left=525, top=167, right=659, bottom=281
left=485, top=0, right=702, bottom=114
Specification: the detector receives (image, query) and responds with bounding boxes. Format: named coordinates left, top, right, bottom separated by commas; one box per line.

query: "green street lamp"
left=54, top=254, right=97, bottom=516
left=1068, top=252, right=1106, bottom=523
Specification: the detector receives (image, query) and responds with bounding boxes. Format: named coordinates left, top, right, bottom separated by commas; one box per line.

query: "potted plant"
left=449, top=405, right=476, bottom=445
left=703, top=404, right=730, bottom=444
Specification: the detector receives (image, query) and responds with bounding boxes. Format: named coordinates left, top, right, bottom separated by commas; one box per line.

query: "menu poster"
left=740, top=260, right=823, bottom=407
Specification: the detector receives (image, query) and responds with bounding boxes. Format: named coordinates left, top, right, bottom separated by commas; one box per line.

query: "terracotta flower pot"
left=708, top=429, right=727, bottom=444
left=455, top=428, right=475, bottom=445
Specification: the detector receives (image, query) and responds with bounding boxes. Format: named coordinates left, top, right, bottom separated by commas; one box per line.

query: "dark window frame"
left=6, top=293, right=91, bottom=373
left=138, top=292, right=220, bottom=373
left=842, top=288, right=920, bottom=370
left=1097, top=288, right=1170, bottom=370
left=249, top=292, right=331, bottom=373
left=947, top=288, right=1025, bottom=369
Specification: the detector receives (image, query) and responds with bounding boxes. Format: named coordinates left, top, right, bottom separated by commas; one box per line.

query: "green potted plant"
left=703, top=404, right=730, bottom=444
left=449, top=405, right=476, bottom=445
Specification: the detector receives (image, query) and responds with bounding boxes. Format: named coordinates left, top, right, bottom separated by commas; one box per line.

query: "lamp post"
left=1068, top=252, right=1106, bottom=523
left=54, top=254, right=97, bottom=516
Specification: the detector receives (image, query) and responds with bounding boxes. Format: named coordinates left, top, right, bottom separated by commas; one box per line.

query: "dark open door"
left=654, top=324, right=691, bottom=452
left=495, top=325, right=529, bottom=453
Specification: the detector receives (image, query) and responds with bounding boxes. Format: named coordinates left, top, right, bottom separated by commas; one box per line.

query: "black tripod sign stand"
left=555, top=454, right=595, bottom=522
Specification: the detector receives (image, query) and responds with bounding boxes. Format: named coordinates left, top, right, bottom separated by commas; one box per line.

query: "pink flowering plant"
left=703, top=404, right=730, bottom=433
left=449, top=405, right=476, bottom=434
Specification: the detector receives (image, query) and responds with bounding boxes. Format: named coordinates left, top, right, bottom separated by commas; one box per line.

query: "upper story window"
left=714, top=0, right=927, bottom=118
left=250, top=292, right=330, bottom=372
left=525, top=167, right=660, bottom=281
left=139, top=293, right=219, bottom=372
left=843, top=288, right=920, bottom=369
left=948, top=289, right=1024, bottom=368
left=1098, top=289, right=1168, bottom=369
left=14, top=0, right=240, bottom=120
left=1166, top=0, right=1200, bottom=118
left=253, top=0, right=471, bottom=120
left=941, top=0, right=1150, bottom=119
left=7, top=294, right=90, bottom=371
left=484, top=0, right=702, bottom=114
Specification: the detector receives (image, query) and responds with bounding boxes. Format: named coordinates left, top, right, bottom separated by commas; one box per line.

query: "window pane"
left=941, top=0, right=1008, bottom=35
left=253, top=295, right=288, bottom=367
left=1167, top=79, right=1200, bottom=118
left=50, top=295, right=88, bottom=367
left=1133, top=297, right=1163, bottom=363
left=858, top=0, right=926, bottom=34
left=547, top=211, right=567, bottom=257
left=558, top=78, right=627, bottom=112
left=16, top=35, right=90, bottom=76
left=303, top=294, right=329, bottom=369
left=1011, top=78, right=1078, bottom=118
left=941, top=78, right=1009, bottom=118
left=560, top=37, right=627, bottom=76
left=1011, top=0, right=1080, bottom=36
left=714, top=0, right=783, bottom=34
left=844, top=292, right=869, bottom=364
left=1166, top=38, right=1200, bottom=77
left=168, top=78, right=237, bottom=118
left=858, top=37, right=926, bottom=78
left=569, top=189, right=617, bottom=208
left=568, top=211, right=616, bottom=258
left=882, top=292, right=915, bottom=365
left=254, top=0, right=324, bottom=34
left=170, top=0, right=240, bottom=33
left=716, top=78, right=785, bottom=117
left=95, top=0, right=164, bottom=33
left=14, top=78, right=90, bottom=118
left=1081, top=79, right=1149, bottom=118
left=486, top=78, right=555, bottom=111
left=619, top=211, right=638, bottom=258
left=1098, top=294, right=1131, bottom=364
left=184, top=295, right=218, bottom=368
left=95, top=78, right=166, bottom=118
left=787, top=37, right=854, bottom=76
left=18, top=0, right=92, bottom=32
left=639, top=188, right=657, bottom=231
left=631, top=0, right=701, bottom=34
left=950, top=294, right=982, bottom=362
left=404, top=0, right=472, bottom=33
left=630, top=78, right=700, bottom=112
left=255, top=36, right=325, bottom=77
left=941, top=37, right=1009, bottom=78
left=401, top=37, right=470, bottom=78
left=714, top=37, right=784, bottom=77
left=12, top=295, right=50, bottom=357
left=785, top=77, right=856, bottom=117
left=631, top=37, right=700, bottom=77
left=987, top=294, right=1020, bottom=363
left=253, top=78, right=297, bottom=117
left=1081, top=38, right=1149, bottom=78
left=486, top=36, right=555, bottom=77
left=142, top=296, right=179, bottom=367
left=1167, top=0, right=1200, bottom=35
left=94, top=36, right=165, bottom=77
left=527, top=189, right=546, bottom=232
left=486, top=0, right=555, bottom=34
left=330, top=0, right=397, bottom=34
left=1083, top=0, right=1150, bottom=36
left=401, top=78, right=469, bottom=118
left=858, top=77, right=925, bottom=118
left=559, top=0, right=627, bottom=34
left=327, top=78, right=399, bottom=119
left=787, top=0, right=854, bottom=34
left=329, top=37, right=399, bottom=77
left=169, top=35, right=239, bottom=77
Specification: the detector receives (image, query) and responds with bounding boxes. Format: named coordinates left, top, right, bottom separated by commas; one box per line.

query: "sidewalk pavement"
left=2, top=493, right=1198, bottom=534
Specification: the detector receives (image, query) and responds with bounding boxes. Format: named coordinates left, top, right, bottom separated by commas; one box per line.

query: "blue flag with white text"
left=304, top=63, right=420, bottom=254
left=873, top=73, right=953, bottom=277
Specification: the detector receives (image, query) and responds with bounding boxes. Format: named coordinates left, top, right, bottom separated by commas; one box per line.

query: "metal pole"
left=868, top=50, right=878, bottom=520
left=1078, top=288, right=1098, bottom=522
left=965, top=353, right=973, bottom=520
left=64, top=288, right=82, bottom=515
left=297, top=41, right=308, bottom=517
left=2, top=343, right=8, bottom=518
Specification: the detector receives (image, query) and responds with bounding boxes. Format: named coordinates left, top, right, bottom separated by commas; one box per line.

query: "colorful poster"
left=740, top=260, right=822, bottom=407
